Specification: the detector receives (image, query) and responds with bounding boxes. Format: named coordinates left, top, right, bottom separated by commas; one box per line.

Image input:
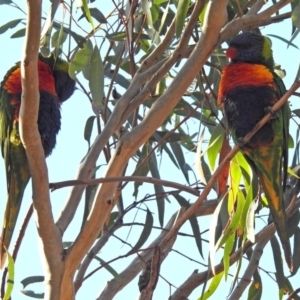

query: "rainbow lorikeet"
left=218, top=32, right=292, bottom=271
left=0, top=54, right=75, bottom=268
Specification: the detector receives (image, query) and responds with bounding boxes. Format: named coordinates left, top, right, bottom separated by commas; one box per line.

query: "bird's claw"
left=264, top=106, right=278, bottom=119
left=237, top=137, right=245, bottom=149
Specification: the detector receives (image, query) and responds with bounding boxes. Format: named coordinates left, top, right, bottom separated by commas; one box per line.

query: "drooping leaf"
left=126, top=209, right=153, bottom=255
left=199, top=2, right=208, bottom=25
left=216, top=190, right=244, bottom=249
left=78, top=7, right=107, bottom=24
left=0, top=19, right=23, bottom=34
left=291, top=227, right=300, bottom=275
left=175, top=0, right=190, bottom=38
left=69, top=39, right=93, bottom=79
left=133, top=144, right=150, bottom=198
left=10, top=28, right=26, bottom=38
left=199, top=270, right=224, bottom=300
left=148, top=147, right=165, bottom=227
left=292, top=5, right=300, bottom=29
left=20, top=290, right=44, bottom=299
left=247, top=270, right=262, bottom=300
left=84, top=116, right=96, bottom=149
left=0, top=0, right=13, bottom=4
left=94, top=256, right=121, bottom=280
left=267, top=34, right=299, bottom=49
left=207, top=123, right=225, bottom=171
left=223, top=232, right=235, bottom=280
left=3, top=249, right=14, bottom=300
left=21, top=276, right=44, bottom=288
left=170, top=142, right=189, bottom=183
left=270, top=236, right=285, bottom=289
left=173, top=194, right=203, bottom=258
left=217, top=136, right=230, bottom=196
left=89, top=45, right=104, bottom=108
left=78, top=0, right=95, bottom=30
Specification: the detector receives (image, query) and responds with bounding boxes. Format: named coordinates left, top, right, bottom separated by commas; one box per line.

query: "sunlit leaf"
left=199, top=2, right=208, bottom=25
left=207, top=123, right=225, bottom=171
left=223, top=232, right=235, bottom=280
left=199, top=270, right=224, bottom=300
left=292, top=5, right=300, bottom=29
left=175, top=0, right=190, bottom=38
left=3, top=250, right=14, bottom=300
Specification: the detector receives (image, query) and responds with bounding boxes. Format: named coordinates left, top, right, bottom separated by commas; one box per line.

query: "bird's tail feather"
left=0, top=172, right=30, bottom=269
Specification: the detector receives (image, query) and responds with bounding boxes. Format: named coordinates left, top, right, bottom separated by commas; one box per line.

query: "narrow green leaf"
left=106, top=31, right=127, bottom=41
left=94, top=256, right=121, bottom=280
left=271, top=236, right=285, bottom=289
left=127, top=209, right=154, bottom=255
left=216, top=190, right=245, bottom=249
left=89, top=45, right=104, bottom=107
left=21, top=276, right=44, bottom=288
left=0, top=19, right=23, bottom=34
left=175, top=0, right=190, bottom=38
left=207, top=123, right=224, bottom=171
left=154, top=0, right=168, bottom=4
left=78, top=7, right=107, bottom=23
left=267, top=34, right=299, bottom=49
left=10, top=28, right=26, bottom=38
left=133, top=144, right=150, bottom=198
left=173, top=194, right=203, bottom=258
left=84, top=116, right=96, bottom=148
left=223, top=232, right=235, bottom=280
left=3, top=250, right=14, bottom=300
left=80, top=0, right=95, bottom=30
left=199, top=270, right=224, bottom=300
left=0, top=0, right=12, bottom=4
left=170, top=142, right=189, bottom=183
left=247, top=275, right=262, bottom=300
left=148, top=148, right=165, bottom=227
left=292, top=5, right=300, bottom=29
left=20, top=290, right=44, bottom=298
left=292, top=227, right=300, bottom=275
left=199, top=2, right=208, bottom=25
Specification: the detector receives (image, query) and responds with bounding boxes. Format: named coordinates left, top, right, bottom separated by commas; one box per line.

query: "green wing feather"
left=244, top=74, right=292, bottom=271
left=0, top=67, right=31, bottom=268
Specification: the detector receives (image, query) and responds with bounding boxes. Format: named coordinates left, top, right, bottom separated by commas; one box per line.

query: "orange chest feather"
left=4, top=60, right=57, bottom=97
left=218, top=63, right=275, bottom=106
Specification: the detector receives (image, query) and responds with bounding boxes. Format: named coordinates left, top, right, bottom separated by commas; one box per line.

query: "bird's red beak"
left=226, top=47, right=237, bottom=60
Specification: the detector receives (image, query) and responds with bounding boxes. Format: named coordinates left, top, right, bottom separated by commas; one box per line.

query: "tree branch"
left=19, top=1, right=63, bottom=298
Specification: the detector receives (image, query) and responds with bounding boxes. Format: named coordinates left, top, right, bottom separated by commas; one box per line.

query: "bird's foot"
left=264, top=106, right=279, bottom=119
left=236, top=137, right=245, bottom=149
